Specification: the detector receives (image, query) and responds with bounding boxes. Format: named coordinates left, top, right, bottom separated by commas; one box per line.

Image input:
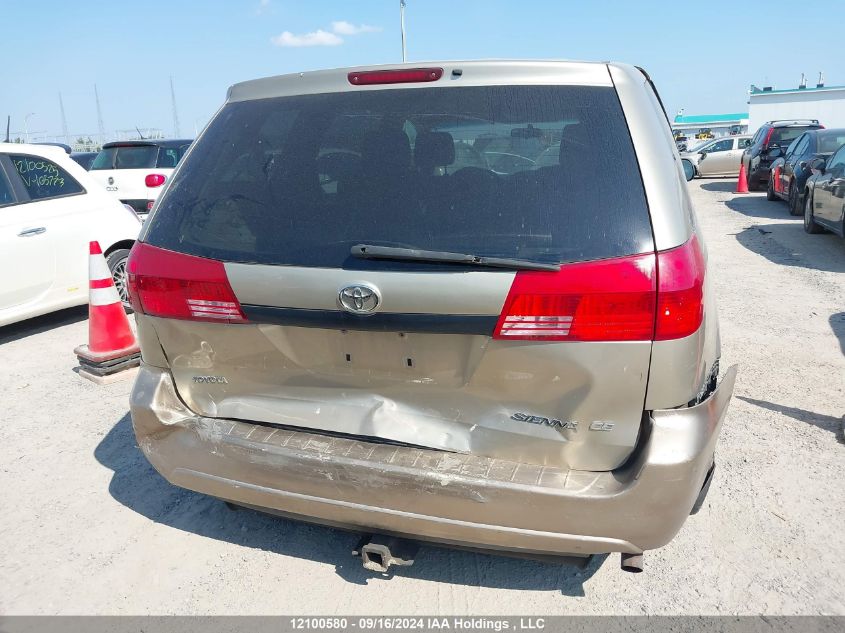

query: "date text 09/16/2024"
left=289, top=617, right=547, bottom=630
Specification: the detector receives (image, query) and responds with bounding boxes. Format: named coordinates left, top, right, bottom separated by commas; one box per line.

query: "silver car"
left=681, top=135, right=751, bottom=180
left=127, top=61, right=735, bottom=574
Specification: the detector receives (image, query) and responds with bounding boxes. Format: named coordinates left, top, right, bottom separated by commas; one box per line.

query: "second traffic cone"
left=771, top=165, right=781, bottom=194
left=735, top=164, right=750, bottom=194
left=74, top=241, right=140, bottom=383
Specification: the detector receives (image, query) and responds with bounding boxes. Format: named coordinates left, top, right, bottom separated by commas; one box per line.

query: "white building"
left=747, top=81, right=845, bottom=131
left=672, top=112, right=749, bottom=138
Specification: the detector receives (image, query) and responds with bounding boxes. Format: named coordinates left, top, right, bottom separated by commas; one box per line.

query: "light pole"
left=24, top=112, right=35, bottom=143
left=400, top=0, right=407, bottom=63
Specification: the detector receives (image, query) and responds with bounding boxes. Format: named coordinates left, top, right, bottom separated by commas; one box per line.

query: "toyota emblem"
left=338, top=284, right=380, bottom=314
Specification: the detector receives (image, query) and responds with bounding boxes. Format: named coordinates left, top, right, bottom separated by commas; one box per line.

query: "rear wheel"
left=788, top=186, right=802, bottom=216
left=747, top=169, right=761, bottom=191
left=804, top=192, right=823, bottom=234
left=106, top=248, right=132, bottom=311
left=766, top=176, right=777, bottom=201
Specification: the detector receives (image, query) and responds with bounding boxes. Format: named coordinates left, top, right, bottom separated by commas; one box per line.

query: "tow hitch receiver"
left=353, top=535, right=420, bottom=574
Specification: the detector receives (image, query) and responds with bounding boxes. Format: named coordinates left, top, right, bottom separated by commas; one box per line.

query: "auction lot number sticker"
left=290, top=617, right=543, bottom=631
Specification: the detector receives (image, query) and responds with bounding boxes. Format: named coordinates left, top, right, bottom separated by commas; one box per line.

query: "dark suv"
left=741, top=120, right=823, bottom=191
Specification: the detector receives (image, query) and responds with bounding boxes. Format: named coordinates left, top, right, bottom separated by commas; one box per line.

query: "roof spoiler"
left=767, top=119, right=820, bottom=126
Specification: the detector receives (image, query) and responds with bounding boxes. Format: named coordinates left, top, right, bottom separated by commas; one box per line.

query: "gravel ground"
left=1, top=179, right=843, bottom=615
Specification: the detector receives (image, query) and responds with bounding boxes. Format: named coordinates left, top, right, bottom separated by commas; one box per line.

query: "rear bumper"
left=130, top=364, right=736, bottom=557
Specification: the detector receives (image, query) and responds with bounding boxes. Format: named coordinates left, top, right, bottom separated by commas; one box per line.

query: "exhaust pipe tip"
left=621, top=552, right=643, bottom=573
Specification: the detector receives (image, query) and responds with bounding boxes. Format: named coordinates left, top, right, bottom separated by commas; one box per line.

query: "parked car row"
left=740, top=119, right=823, bottom=191
left=0, top=143, right=142, bottom=326
left=766, top=128, right=845, bottom=238
left=678, top=116, right=844, bottom=241
left=37, top=139, right=194, bottom=217
left=0, top=137, right=194, bottom=327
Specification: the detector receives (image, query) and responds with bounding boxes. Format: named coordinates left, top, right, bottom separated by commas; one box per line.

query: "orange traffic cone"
left=735, top=164, right=750, bottom=194
left=74, top=241, right=140, bottom=384
left=771, top=165, right=781, bottom=194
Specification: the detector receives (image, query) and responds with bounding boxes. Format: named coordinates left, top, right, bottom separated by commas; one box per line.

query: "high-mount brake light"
left=126, top=243, right=247, bottom=323
left=145, top=173, right=166, bottom=187
left=348, top=68, right=443, bottom=85
left=493, top=237, right=705, bottom=342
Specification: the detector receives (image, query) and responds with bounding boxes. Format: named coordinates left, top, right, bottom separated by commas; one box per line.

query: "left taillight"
left=127, top=242, right=248, bottom=323
left=145, top=173, right=166, bottom=187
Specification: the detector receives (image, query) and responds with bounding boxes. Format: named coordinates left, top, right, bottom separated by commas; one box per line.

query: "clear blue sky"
left=3, top=0, right=843, bottom=140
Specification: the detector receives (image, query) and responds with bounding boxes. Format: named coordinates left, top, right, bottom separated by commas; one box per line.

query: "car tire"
left=766, top=177, right=777, bottom=201
left=803, top=192, right=823, bottom=234
left=747, top=170, right=760, bottom=191
left=106, top=248, right=133, bottom=311
left=788, top=186, right=802, bottom=216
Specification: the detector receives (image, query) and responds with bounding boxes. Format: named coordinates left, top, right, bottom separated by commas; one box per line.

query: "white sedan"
left=0, top=143, right=142, bottom=327
left=680, top=135, right=752, bottom=181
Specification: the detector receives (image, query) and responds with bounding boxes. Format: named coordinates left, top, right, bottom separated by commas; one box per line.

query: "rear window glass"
left=818, top=132, right=845, bottom=153
left=770, top=127, right=819, bottom=146
left=144, top=85, right=653, bottom=268
left=91, top=146, right=158, bottom=170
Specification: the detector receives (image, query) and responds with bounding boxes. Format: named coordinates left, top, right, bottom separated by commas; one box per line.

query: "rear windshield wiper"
left=350, top=244, right=560, bottom=272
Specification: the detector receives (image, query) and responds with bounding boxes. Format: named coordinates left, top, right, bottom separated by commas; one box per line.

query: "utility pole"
left=400, top=0, right=407, bottom=63
left=59, top=93, right=69, bottom=144
left=94, top=84, right=106, bottom=146
left=170, top=76, right=181, bottom=137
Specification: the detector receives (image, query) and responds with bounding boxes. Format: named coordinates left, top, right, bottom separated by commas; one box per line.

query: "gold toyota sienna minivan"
left=128, top=61, right=736, bottom=573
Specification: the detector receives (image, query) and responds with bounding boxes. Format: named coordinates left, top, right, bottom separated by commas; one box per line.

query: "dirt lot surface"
left=1, top=180, right=843, bottom=615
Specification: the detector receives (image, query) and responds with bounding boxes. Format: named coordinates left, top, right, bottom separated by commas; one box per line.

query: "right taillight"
left=654, top=235, right=705, bottom=340
left=493, top=236, right=704, bottom=342
left=762, top=128, right=775, bottom=147
left=493, top=252, right=657, bottom=342
left=126, top=243, right=247, bottom=323
left=145, top=173, right=166, bottom=187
